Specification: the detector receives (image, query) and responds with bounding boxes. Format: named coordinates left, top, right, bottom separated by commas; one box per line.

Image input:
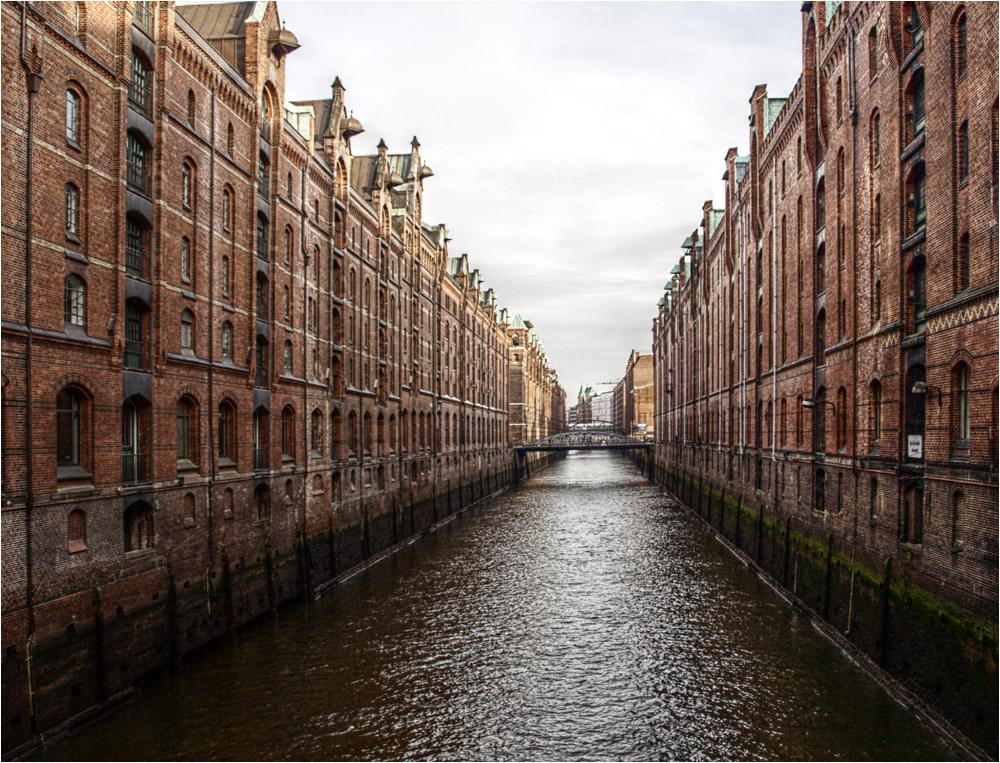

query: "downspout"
left=300, top=167, right=310, bottom=548
left=772, top=161, right=778, bottom=461
left=207, top=85, right=217, bottom=576
left=20, top=1, right=43, bottom=735
left=847, top=15, right=861, bottom=626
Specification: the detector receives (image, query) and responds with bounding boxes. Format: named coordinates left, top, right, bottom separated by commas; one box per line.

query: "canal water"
left=47, top=453, right=955, bottom=761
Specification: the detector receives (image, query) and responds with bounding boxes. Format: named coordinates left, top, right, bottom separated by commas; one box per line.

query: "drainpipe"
left=300, top=167, right=311, bottom=550
left=20, top=0, right=43, bottom=735
left=772, top=161, right=778, bottom=461
left=207, top=85, right=216, bottom=574
left=847, top=16, right=861, bottom=544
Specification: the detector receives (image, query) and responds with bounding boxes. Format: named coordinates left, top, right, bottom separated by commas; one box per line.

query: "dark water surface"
left=47, top=453, right=955, bottom=761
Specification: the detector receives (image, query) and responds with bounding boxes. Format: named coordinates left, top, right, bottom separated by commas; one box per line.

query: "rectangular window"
left=126, top=133, right=148, bottom=193
left=128, top=52, right=150, bottom=115
left=126, top=218, right=145, bottom=277
left=124, top=303, right=144, bottom=368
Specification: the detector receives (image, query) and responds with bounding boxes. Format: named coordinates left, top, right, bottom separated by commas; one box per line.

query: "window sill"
left=67, top=139, right=82, bottom=153
left=218, top=457, right=237, bottom=469
left=58, top=465, right=93, bottom=482
left=177, top=459, right=199, bottom=472
left=68, top=540, right=88, bottom=554
left=282, top=454, right=295, bottom=463
left=66, top=231, right=81, bottom=245
left=183, top=517, right=195, bottom=529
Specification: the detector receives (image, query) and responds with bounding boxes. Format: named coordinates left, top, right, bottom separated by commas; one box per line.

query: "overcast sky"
left=276, top=1, right=803, bottom=400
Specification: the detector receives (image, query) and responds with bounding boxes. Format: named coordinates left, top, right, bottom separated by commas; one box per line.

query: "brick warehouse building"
left=0, top=1, right=564, bottom=752
left=652, top=1, right=997, bottom=753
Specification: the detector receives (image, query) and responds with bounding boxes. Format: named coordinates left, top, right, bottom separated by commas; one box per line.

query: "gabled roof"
left=708, top=209, right=725, bottom=238
left=349, top=155, right=378, bottom=199
left=763, top=98, right=787, bottom=139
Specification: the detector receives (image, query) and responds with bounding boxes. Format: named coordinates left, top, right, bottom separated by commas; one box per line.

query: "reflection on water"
left=47, top=453, right=955, bottom=761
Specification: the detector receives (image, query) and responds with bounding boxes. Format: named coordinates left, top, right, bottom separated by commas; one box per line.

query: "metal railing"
left=125, top=245, right=145, bottom=277
left=122, top=452, right=149, bottom=484
left=124, top=338, right=145, bottom=368
left=126, top=159, right=148, bottom=195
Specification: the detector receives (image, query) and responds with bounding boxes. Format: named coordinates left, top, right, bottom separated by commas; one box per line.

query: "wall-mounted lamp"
left=802, top=397, right=836, bottom=412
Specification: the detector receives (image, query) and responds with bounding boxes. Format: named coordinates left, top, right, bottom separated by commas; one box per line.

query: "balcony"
left=254, top=447, right=270, bottom=471
left=122, top=452, right=149, bottom=484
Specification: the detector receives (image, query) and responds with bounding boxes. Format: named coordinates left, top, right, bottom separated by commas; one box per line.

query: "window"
left=955, top=363, right=971, bottom=441
left=124, top=503, right=153, bottom=552
left=222, top=187, right=232, bottom=232
left=872, top=195, right=881, bottom=242
left=256, top=274, right=268, bottom=320
left=348, top=411, right=358, bottom=455
left=816, top=245, right=825, bottom=294
left=133, top=0, right=153, bottom=34
left=815, top=179, right=825, bottom=230
left=221, top=256, right=230, bottom=297
left=124, top=300, right=146, bottom=368
left=284, top=340, right=292, bottom=374
left=181, top=237, right=191, bottom=282
left=186, top=89, right=195, bottom=126
left=226, top=122, right=234, bottom=155
left=258, top=154, right=269, bottom=198
left=255, top=485, right=270, bottom=521
left=908, top=163, right=926, bottom=235
left=905, top=3, right=923, bottom=49
left=126, top=132, right=149, bottom=194
left=284, top=227, right=293, bottom=264
left=282, top=406, right=295, bottom=459
left=874, top=280, right=881, bottom=321
left=122, top=397, right=148, bottom=484
left=837, top=149, right=845, bottom=195
left=128, top=50, right=151, bottom=116
left=253, top=408, right=268, bottom=469
left=956, top=232, right=969, bottom=292
left=836, top=387, right=847, bottom=451
left=283, top=285, right=290, bottom=319
left=125, top=215, right=147, bottom=277
left=221, top=321, right=233, bottom=360
left=870, top=380, right=882, bottom=446
left=257, top=213, right=268, bottom=259
left=907, top=71, right=925, bottom=143
left=903, top=483, right=923, bottom=544
left=182, top=162, right=193, bottom=208
left=816, top=309, right=826, bottom=360
left=66, top=89, right=80, bottom=144
left=796, top=136, right=802, bottom=175
left=218, top=401, right=236, bottom=463
left=68, top=509, right=87, bottom=553
left=955, top=12, right=966, bottom=77
left=836, top=77, right=843, bottom=122
left=64, top=274, right=85, bottom=327
left=56, top=387, right=84, bottom=470
left=957, top=121, right=969, bottom=184
left=871, top=111, right=880, bottom=167
left=254, top=337, right=267, bottom=387
left=65, top=183, right=79, bottom=238
left=176, top=396, right=196, bottom=462
left=180, top=309, right=194, bottom=351
left=311, top=409, right=322, bottom=455
left=868, top=27, right=877, bottom=81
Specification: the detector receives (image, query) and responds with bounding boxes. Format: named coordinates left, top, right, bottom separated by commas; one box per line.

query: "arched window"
left=816, top=308, right=826, bottom=361
left=176, top=396, right=197, bottom=463
left=836, top=148, right=845, bottom=195
left=64, top=274, right=85, bottom=327
left=256, top=273, right=268, bottom=320
left=128, top=49, right=151, bottom=115
left=66, top=88, right=80, bottom=144
left=870, top=111, right=880, bottom=168
left=218, top=401, right=236, bottom=463
left=910, top=257, right=927, bottom=333
left=284, top=340, right=293, bottom=374
left=816, top=244, right=825, bottom=294
left=903, top=482, right=923, bottom=544
left=904, top=2, right=923, bottom=50
left=181, top=236, right=191, bottom=283
left=281, top=406, right=295, bottom=459
left=56, top=387, right=87, bottom=474
left=222, top=187, right=233, bottom=232
left=906, top=70, right=925, bottom=144
left=363, top=411, right=372, bottom=454
left=65, top=183, right=79, bottom=239
left=180, top=309, right=194, bottom=351
left=254, top=336, right=267, bottom=387
left=255, top=485, right=271, bottom=521
left=221, top=321, right=233, bottom=360
left=330, top=410, right=342, bottom=459
left=870, top=380, right=882, bottom=447
left=68, top=508, right=87, bottom=553
left=836, top=387, right=848, bottom=451
left=122, top=396, right=150, bottom=484
left=814, top=468, right=826, bottom=514
left=868, top=27, right=877, bottom=81
left=311, top=409, right=323, bottom=455
left=389, top=414, right=396, bottom=453
left=284, top=227, right=293, bottom=264
left=835, top=77, right=843, bottom=123
left=874, top=280, right=882, bottom=321
left=124, top=502, right=153, bottom=552
left=872, top=194, right=881, bottom=242
left=348, top=410, right=358, bottom=455
left=955, top=11, right=967, bottom=78
left=182, top=161, right=193, bottom=209
left=221, top=255, right=231, bottom=297
left=796, top=136, right=802, bottom=175
left=183, top=493, right=196, bottom=526
left=187, top=89, right=195, bottom=126
left=954, top=362, right=971, bottom=442
left=258, top=152, right=269, bottom=198
left=252, top=407, right=268, bottom=468
left=226, top=122, right=234, bottom=155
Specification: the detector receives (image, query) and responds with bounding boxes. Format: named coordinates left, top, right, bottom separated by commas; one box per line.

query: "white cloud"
left=277, top=1, right=802, bottom=400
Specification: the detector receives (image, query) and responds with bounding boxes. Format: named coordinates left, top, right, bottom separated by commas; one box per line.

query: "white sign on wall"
left=907, top=435, right=923, bottom=459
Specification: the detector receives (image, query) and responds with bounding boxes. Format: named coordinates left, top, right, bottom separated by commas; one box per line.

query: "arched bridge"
left=514, top=421, right=652, bottom=453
